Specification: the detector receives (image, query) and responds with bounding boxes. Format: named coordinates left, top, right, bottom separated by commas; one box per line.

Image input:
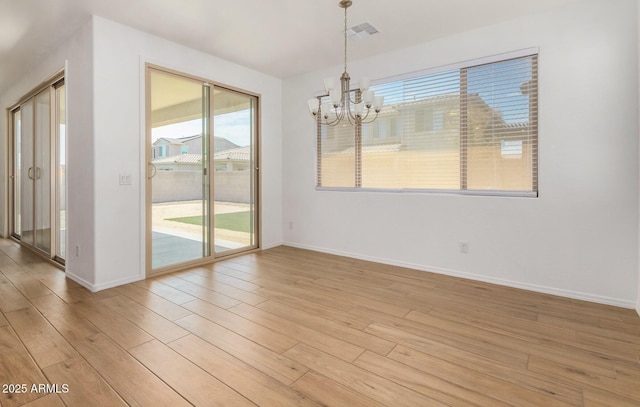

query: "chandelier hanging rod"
left=307, top=0, right=384, bottom=127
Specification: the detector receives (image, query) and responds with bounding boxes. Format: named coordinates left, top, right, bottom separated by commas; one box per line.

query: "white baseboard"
left=262, top=240, right=284, bottom=250
left=282, top=241, right=637, bottom=310
left=66, top=272, right=144, bottom=293
left=64, top=272, right=96, bottom=292
left=636, top=301, right=640, bottom=317
left=91, top=275, right=146, bottom=292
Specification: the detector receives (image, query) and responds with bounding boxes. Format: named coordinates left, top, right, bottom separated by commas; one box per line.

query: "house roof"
left=153, top=135, right=201, bottom=146
left=326, top=143, right=403, bottom=156
left=153, top=135, right=240, bottom=151
left=504, top=122, right=530, bottom=129
left=380, top=92, right=489, bottom=110
left=153, top=146, right=251, bottom=164
left=214, top=146, right=251, bottom=161
left=153, top=154, right=202, bottom=164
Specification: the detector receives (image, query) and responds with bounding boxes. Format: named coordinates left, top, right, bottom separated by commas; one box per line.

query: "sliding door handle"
left=148, top=162, right=157, bottom=179
left=28, top=167, right=34, bottom=180
left=35, top=167, right=41, bottom=180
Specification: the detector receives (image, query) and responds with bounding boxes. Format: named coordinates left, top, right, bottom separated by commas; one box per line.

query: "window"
left=501, top=139, right=523, bottom=158
left=317, top=52, right=538, bottom=196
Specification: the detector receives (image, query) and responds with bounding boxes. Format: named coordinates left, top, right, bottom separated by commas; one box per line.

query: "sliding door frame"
left=8, top=107, right=19, bottom=240
left=212, top=86, right=260, bottom=258
left=52, top=80, right=66, bottom=265
left=145, top=64, right=261, bottom=277
left=7, top=70, right=66, bottom=267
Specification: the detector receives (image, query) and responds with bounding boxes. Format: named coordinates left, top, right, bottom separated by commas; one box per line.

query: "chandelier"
left=307, top=0, right=384, bottom=126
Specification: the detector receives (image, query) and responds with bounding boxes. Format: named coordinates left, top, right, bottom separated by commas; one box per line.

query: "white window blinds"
left=316, top=53, right=538, bottom=196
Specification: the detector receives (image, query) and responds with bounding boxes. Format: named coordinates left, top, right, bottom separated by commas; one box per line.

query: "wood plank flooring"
left=1, top=239, right=639, bottom=406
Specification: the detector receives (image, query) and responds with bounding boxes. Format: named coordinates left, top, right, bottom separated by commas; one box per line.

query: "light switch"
left=119, top=174, right=132, bottom=185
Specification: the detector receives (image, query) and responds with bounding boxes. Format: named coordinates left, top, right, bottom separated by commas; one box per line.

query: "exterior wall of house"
left=185, top=138, right=202, bottom=154
left=152, top=139, right=170, bottom=158
left=283, top=0, right=639, bottom=307
left=168, top=143, right=183, bottom=157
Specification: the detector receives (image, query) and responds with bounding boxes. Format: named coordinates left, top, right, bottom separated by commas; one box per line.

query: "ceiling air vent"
left=347, top=22, right=380, bottom=39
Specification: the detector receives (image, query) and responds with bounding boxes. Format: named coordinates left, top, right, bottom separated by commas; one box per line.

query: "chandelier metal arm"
left=308, top=0, right=383, bottom=127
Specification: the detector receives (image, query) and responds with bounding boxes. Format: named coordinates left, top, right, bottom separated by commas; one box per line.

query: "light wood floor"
left=1, top=239, right=639, bottom=406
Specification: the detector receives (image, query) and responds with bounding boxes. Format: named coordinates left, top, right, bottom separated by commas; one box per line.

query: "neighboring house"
left=213, top=146, right=252, bottom=172
left=152, top=146, right=252, bottom=172
left=322, top=92, right=516, bottom=153
left=152, top=135, right=200, bottom=158
left=152, top=135, right=239, bottom=159
left=152, top=153, right=203, bottom=172
left=320, top=92, right=532, bottom=190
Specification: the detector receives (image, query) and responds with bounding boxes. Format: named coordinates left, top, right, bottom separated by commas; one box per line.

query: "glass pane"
left=362, top=70, right=461, bottom=189
left=20, top=99, right=34, bottom=246
left=320, top=119, right=355, bottom=187
left=56, top=84, right=66, bottom=259
left=34, top=89, right=51, bottom=254
left=12, top=109, right=21, bottom=237
left=150, top=70, right=209, bottom=270
left=465, top=56, right=536, bottom=191
left=213, top=88, right=257, bottom=255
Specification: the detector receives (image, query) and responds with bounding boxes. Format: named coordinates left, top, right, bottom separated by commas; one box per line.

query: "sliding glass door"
left=212, top=88, right=258, bottom=255
left=147, top=66, right=259, bottom=275
left=148, top=69, right=210, bottom=270
left=18, top=99, right=34, bottom=245
left=10, top=77, right=66, bottom=263
left=56, top=84, right=67, bottom=259
left=34, top=88, right=52, bottom=253
left=12, top=110, right=22, bottom=237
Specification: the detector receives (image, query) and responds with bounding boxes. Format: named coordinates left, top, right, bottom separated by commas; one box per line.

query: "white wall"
left=283, top=0, right=639, bottom=308
left=1, top=16, right=282, bottom=291
left=0, top=20, right=96, bottom=285
left=91, top=17, right=282, bottom=290
left=637, top=0, right=640, bottom=316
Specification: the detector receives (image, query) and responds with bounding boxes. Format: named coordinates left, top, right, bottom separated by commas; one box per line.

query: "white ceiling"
left=0, top=0, right=588, bottom=96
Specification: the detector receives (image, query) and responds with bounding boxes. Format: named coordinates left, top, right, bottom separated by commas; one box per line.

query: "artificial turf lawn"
left=167, top=211, right=251, bottom=233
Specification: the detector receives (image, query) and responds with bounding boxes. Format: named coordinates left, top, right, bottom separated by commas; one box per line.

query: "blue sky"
left=371, top=57, right=532, bottom=124
left=152, top=109, right=252, bottom=147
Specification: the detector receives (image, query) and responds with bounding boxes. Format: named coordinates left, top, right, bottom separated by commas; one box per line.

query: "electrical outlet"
left=459, top=241, right=469, bottom=253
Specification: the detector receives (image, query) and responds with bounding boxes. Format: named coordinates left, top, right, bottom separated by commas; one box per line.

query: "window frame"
left=315, top=47, right=539, bottom=198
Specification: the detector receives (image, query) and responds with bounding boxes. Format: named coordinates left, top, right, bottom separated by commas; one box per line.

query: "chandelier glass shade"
left=307, top=0, right=384, bottom=126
